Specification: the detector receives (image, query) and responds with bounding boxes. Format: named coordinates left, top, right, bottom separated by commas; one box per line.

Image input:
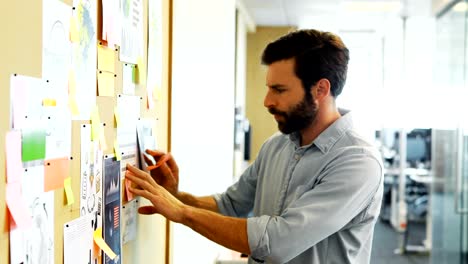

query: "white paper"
left=44, top=109, right=71, bottom=159
left=122, top=63, right=135, bottom=95
left=72, top=0, right=97, bottom=120
left=120, top=0, right=143, bottom=64
left=63, top=214, right=94, bottom=264
left=136, top=118, right=157, bottom=171
left=79, top=125, right=103, bottom=263
left=10, top=75, right=47, bottom=130
left=122, top=198, right=138, bottom=244
left=10, top=165, right=54, bottom=264
left=80, top=125, right=103, bottom=221
left=102, top=0, right=122, bottom=48
left=117, top=95, right=140, bottom=175
left=42, top=0, right=72, bottom=112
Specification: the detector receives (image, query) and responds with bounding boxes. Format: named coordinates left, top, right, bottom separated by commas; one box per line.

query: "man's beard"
left=268, top=93, right=318, bottom=134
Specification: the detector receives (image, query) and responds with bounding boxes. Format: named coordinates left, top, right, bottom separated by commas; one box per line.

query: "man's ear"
left=312, top=78, right=331, bottom=99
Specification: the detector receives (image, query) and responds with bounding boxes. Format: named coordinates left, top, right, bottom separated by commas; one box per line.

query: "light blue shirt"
left=214, top=110, right=383, bottom=264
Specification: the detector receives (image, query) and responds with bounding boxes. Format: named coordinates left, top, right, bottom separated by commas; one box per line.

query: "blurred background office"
left=170, top=0, right=468, bottom=263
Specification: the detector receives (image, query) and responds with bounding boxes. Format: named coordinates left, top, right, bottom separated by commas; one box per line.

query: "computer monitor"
left=395, top=129, right=431, bottom=168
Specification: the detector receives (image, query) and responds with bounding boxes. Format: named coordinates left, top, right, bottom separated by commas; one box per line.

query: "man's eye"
left=274, top=88, right=285, bottom=93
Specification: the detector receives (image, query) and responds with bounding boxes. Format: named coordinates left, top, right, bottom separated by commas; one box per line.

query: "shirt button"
left=295, top=154, right=300, bottom=160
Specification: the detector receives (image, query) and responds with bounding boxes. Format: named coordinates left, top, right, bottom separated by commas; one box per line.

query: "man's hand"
left=126, top=163, right=185, bottom=223
left=144, top=149, right=179, bottom=196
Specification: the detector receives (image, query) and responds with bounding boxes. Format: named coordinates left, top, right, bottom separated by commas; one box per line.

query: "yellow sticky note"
left=64, top=177, right=74, bottom=205
left=69, top=97, right=80, bottom=116
left=132, top=65, right=139, bottom=84
left=99, top=126, right=107, bottom=151
left=114, top=140, right=122, bottom=161
left=98, top=71, right=115, bottom=97
left=97, top=45, right=115, bottom=73
left=70, top=17, right=79, bottom=43
left=42, top=98, right=57, bottom=107
left=114, top=107, right=121, bottom=128
left=91, top=107, right=101, bottom=141
left=137, top=57, right=143, bottom=70
left=154, top=86, right=162, bottom=101
left=93, top=227, right=117, bottom=260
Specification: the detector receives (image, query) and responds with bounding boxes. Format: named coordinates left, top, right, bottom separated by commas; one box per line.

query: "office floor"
left=371, top=220, right=430, bottom=264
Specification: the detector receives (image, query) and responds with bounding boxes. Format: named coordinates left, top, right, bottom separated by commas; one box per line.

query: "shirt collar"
left=288, top=108, right=354, bottom=153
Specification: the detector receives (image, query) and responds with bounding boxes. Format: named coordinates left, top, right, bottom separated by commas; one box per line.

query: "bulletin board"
left=0, top=0, right=171, bottom=263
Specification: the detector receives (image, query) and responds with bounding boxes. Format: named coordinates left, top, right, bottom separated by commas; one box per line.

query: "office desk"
left=383, top=167, right=431, bottom=255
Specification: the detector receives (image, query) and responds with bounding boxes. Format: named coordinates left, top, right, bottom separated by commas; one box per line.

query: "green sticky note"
left=22, top=128, right=46, bottom=162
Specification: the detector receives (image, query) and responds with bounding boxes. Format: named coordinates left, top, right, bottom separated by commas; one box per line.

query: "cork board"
left=0, top=0, right=171, bottom=263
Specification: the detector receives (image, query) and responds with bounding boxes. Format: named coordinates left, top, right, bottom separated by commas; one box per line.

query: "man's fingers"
left=128, top=186, right=152, bottom=200
left=164, top=153, right=179, bottom=172
left=126, top=163, right=150, bottom=179
left=138, top=206, right=158, bottom=215
left=143, top=154, right=155, bottom=166
left=125, top=168, right=156, bottom=190
left=146, top=149, right=166, bottom=159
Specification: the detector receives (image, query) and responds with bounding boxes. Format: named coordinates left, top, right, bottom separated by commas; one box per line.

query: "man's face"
left=264, top=59, right=318, bottom=134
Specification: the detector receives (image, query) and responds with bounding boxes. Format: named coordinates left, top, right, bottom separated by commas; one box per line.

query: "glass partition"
left=432, top=1, right=468, bottom=263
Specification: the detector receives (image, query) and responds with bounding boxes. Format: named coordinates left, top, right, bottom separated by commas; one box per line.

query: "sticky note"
left=93, top=227, right=117, bottom=260
left=42, top=98, right=57, bottom=107
left=125, top=179, right=134, bottom=201
left=132, top=64, right=139, bottom=84
left=154, top=86, right=162, bottom=102
left=114, top=107, right=121, bottom=127
left=70, top=16, right=79, bottom=43
left=99, top=128, right=107, bottom=151
left=64, top=177, right=75, bottom=205
left=6, top=131, right=24, bottom=183
left=44, top=157, right=69, bottom=192
left=98, top=45, right=115, bottom=73
left=6, top=182, right=32, bottom=229
left=69, top=97, right=80, bottom=116
left=91, top=107, right=101, bottom=141
left=114, top=140, right=122, bottom=161
left=97, top=71, right=115, bottom=97
left=21, top=128, right=46, bottom=162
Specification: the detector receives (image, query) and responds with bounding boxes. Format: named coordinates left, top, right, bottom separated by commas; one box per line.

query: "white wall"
left=172, top=0, right=236, bottom=263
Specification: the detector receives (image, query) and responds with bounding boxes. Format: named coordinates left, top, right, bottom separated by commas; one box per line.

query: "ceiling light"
left=452, top=2, right=468, bottom=12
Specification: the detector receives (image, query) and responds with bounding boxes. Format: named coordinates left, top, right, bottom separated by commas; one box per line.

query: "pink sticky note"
left=125, top=179, right=134, bottom=201
left=5, top=131, right=24, bottom=183
left=6, top=182, right=32, bottom=229
left=44, top=157, right=69, bottom=192
left=11, top=76, right=27, bottom=129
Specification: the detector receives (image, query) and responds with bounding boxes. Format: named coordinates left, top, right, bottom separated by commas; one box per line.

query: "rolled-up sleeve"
left=247, top=149, right=383, bottom=263
left=214, top=162, right=259, bottom=217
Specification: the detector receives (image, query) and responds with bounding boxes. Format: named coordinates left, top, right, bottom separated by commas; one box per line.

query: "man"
left=125, top=29, right=383, bottom=263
